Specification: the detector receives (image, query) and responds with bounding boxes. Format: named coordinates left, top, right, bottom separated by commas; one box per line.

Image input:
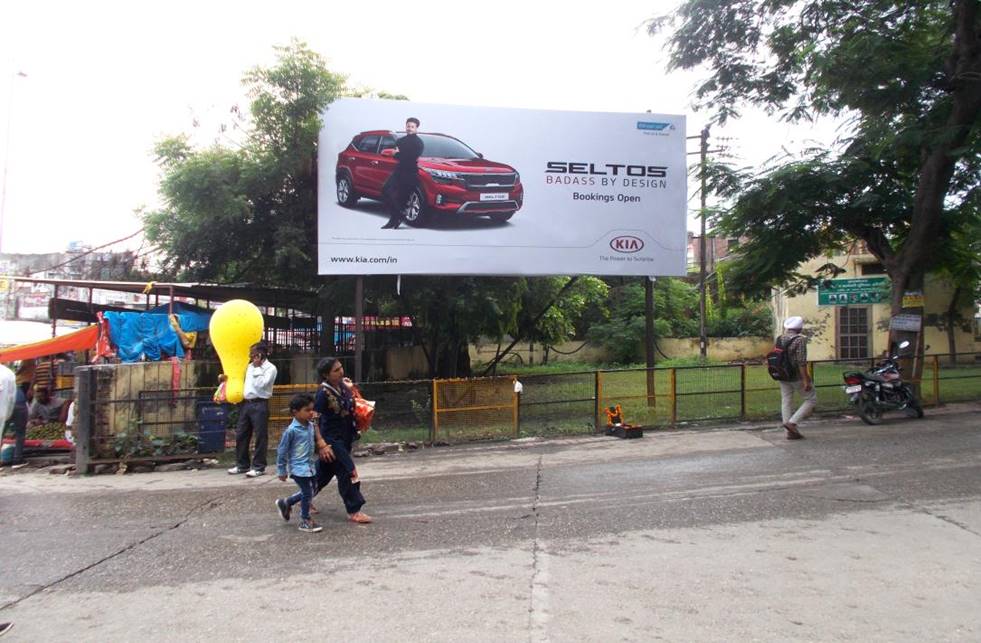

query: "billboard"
left=318, top=98, right=687, bottom=276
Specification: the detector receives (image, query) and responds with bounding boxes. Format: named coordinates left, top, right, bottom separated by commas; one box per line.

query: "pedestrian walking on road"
left=778, top=316, right=815, bottom=439
left=313, top=357, right=372, bottom=524
left=228, top=342, right=277, bottom=477
left=275, top=394, right=329, bottom=533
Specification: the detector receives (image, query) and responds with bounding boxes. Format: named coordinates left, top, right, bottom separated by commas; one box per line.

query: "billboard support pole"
left=354, top=276, right=364, bottom=383
left=644, top=276, right=656, bottom=407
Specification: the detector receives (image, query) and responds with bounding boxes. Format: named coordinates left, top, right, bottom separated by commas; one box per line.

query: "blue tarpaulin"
left=103, top=304, right=212, bottom=363
left=148, top=303, right=212, bottom=333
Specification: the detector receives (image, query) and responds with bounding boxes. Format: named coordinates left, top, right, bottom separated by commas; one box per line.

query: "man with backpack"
left=774, top=316, right=815, bottom=439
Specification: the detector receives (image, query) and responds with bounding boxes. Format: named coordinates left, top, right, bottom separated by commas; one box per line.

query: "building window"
left=837, top=306, right=871, bottom=359
left=860, top=263, right=886, bottom=275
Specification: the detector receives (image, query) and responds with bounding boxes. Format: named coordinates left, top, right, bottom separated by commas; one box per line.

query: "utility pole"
left=698, top=125, right=710, bottom=359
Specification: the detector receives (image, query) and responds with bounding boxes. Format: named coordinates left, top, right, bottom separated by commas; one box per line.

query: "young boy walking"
left=275, top=394, right=330, bottom=533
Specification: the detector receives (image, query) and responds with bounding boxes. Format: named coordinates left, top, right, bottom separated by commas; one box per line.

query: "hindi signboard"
left=817, top=277, right=890, bottom=306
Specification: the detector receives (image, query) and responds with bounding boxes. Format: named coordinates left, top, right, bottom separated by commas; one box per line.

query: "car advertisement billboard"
left=318, top=98, right=687, bottom=276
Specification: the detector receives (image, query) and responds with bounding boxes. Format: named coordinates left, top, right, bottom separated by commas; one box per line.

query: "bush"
left=707, top=304, right=772, bottom=337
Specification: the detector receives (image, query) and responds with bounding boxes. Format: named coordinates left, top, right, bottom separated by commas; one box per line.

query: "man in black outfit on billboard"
left=381, top=117, right=424, bottom=229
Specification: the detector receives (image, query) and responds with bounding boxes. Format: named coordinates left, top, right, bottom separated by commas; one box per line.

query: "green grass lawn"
left=511, top=361, right=981, bottom=437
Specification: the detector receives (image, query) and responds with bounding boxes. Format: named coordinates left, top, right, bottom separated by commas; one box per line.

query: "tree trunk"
left=883, top=0, right=981, bottom=384
left=456, top=343, right=472, bottom=377
left=427, top=322, right=440, bottom=378
left=946, top=285, right=962, bottom=365
left=886, top=270, right=925, bottom=392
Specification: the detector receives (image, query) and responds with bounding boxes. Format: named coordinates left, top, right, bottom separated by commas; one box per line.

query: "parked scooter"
left=842, top=340, right=924, bottom=425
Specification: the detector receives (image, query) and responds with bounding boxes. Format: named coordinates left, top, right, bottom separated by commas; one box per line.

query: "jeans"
left=315, top=436, right=365, bottom=515
left=287, top=475, right=316, bottom=521
left=236, top=399, right=269, bottom=471
left=10, top=395, right=27, bottom=464
left=779, top=380, right=817, bottom=426
left=10, top=422, right=26, bottom=464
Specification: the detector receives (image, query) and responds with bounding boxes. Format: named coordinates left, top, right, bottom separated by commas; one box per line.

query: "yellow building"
left=772, top=244, right=980, bottom=361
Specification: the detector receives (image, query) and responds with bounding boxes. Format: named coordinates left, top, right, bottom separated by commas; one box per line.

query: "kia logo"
left=610, top=236, right=644, bottom=253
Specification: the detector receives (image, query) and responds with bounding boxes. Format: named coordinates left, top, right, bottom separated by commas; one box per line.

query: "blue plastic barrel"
left=195, top=401, right=228, bottom=454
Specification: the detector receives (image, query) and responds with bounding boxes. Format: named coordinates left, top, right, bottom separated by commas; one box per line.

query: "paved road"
left=1, top=404, right=979, bottom=641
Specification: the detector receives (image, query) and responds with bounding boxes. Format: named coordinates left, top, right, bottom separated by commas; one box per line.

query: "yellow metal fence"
left=74, top=353, right=981, bottom=468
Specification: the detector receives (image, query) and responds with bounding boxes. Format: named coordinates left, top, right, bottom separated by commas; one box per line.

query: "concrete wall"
left=79, top=361, right=210, bottom=459
left=469, top=340, right=610, bottom=367
left=657, top=337, right=773, bottom=362
left=467, top=337, right=772, bottom=367
left=773, top=253, right=980, bottom=361
left=385, top=346, right=431, bottom=380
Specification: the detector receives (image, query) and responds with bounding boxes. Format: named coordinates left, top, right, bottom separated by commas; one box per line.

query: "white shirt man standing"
left=228, top=342, right=278, bottom=477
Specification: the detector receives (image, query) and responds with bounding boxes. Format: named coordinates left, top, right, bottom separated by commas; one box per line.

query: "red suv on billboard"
left=335, top=131, right=524, bottom=227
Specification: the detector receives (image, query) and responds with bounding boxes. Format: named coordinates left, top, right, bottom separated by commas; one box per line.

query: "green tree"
left=927, top=212, right=981, bottom=361
left=652, top=0, right=981, bottom=329
left=586, top=278, right=702, bottom=364
left=144, top=40, right=346, bottom=287
left=393, top=276, right=526, bottom=378
left=514, top=276, right=609, bottom=363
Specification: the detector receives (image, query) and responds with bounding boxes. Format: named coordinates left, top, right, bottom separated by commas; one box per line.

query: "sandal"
left=783, top=423, right=804, bottom=440
left=348, top=511, right=373, bottom=524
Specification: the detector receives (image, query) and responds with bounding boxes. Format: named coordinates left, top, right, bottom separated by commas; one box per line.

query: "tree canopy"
left=653, top=0, right=981, bottom=315
left=144, top=40, right=345, bottom=288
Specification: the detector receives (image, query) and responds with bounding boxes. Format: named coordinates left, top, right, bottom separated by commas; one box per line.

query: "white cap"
left=783, top=316, right=804, bottom=330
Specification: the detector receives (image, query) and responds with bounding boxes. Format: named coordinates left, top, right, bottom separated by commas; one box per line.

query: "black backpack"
left=766, top=335, right=801, bottom=381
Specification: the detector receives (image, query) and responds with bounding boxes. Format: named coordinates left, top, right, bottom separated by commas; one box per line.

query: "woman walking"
left=312, top=357, right=373, bottom=524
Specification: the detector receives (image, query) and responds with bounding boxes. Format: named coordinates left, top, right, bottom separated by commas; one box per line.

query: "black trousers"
left=314, top=435, right=365, bottom=514
left=235, top=399, right=269, bottom=471
left=383, top=172, right=418, bottom=225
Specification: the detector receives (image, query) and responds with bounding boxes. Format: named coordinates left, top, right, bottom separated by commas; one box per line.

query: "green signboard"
left=817, top=277, right=890, bottom=306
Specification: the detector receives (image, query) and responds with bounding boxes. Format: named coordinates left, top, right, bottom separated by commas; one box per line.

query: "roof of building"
left=4, top=277, right=317, bottom=312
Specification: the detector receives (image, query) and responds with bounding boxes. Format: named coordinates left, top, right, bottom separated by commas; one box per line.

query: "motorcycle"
left=841, top=340, right=924, bottom=425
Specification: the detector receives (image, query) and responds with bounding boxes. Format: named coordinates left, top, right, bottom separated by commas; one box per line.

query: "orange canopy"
left=0, top=324, right=99, bottom=363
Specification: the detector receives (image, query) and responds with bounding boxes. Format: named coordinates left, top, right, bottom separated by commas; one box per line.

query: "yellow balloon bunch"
left=209, top=300, right=264, bottom=404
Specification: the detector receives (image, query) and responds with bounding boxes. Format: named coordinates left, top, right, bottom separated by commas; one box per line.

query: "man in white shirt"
left=228, top=342, right=278, bottom=477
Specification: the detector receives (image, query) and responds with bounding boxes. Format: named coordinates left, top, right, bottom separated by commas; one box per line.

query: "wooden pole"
left=594, top=370, right=602, bottom=431
left=670, top=368, right=678, bottom=424
left=354, top=276, right=364, bottom=383
left=698, top=125, right=710, bottom=359
left=51, top=284, right=59, bottom=338
left=431, top=378, right=439, bottom=442
left=739, top=363, right=747, bottom=419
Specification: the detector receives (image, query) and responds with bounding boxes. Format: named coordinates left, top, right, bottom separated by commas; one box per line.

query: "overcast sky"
left=0, top=0, right=840, bottom=255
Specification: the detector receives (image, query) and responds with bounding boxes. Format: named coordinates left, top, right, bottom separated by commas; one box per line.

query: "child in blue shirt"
left=275, top=394, right=322, bottom=533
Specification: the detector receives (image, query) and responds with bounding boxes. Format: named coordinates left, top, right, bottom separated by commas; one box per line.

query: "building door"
left=837, top=306, right=871, bottom=359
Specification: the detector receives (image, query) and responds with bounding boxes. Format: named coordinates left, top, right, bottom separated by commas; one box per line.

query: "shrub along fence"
left=73, top=353, right=981, bottom=472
